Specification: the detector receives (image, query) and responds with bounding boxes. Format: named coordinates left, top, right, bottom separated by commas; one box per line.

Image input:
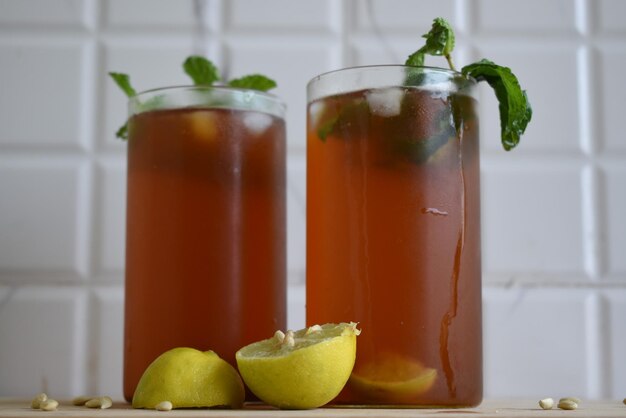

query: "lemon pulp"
left=349, top=353, right=437, bottom=403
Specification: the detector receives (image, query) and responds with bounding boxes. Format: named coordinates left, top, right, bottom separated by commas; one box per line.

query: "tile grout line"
left=72, top=288, right=90, bottom=397
left=599, top=292, right=613, bottom=397
left=84, top=0, right=102, bottom=396
left=584, top=292, right=608, bottom=398
left=581, top=165, right=602, bottom=281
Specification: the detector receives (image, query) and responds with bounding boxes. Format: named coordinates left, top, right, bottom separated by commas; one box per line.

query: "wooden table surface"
left=1, top=399, right=625, bottom=418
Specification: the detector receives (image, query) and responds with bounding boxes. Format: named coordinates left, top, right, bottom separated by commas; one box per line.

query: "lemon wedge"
left=132, top=347, right=244, bottom=409
left=349, top=353, right=437, bottom=403
left=236, top=322, right=360, bottom=409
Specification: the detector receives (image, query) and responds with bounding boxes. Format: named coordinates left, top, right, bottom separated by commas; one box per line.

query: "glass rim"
left=129, top=84, right=286, bottom=118
left=307, top=64, right=475, bottom=87
left=307, top=64, right=477, bottom=102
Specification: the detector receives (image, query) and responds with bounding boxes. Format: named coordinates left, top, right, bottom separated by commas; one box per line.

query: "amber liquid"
left=124, top=107, right=286, bottom=402
left=307, top=88, right=482, bottom=406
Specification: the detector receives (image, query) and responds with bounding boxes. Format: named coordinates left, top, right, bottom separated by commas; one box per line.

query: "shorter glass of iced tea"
left=307, top=66, right=482, bottom=407
left=123, top=86, right=286, bottom=401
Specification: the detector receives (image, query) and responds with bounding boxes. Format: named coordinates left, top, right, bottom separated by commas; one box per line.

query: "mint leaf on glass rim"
left=406, top=17, right=456, bottom=70
left=183, top=56, right=220, bottom=86
left=108, top=72, right=137, bottom=140
left=228, top=74, right=277, bottom=92
left=109, top=55, right=279, bottom=141
left=109, top=72, right=137, bottom=98
left=404, top=17, right=532, bottom=150
left=115, top=123, right=129, bottom=140
left=462, top=59, right=532, bottom=151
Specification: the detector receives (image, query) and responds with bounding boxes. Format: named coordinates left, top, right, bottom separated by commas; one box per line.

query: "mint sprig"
left=183, top=56, right=220, bottom=86
left=406, top=17, right=531, bottom=150
left=108, top=72, right=137, bottom=140
left=406, top=17, right=456, bottom=71
left=228, top=74, right=277, bottom=92
left=182, top=56, right=277, bottom=91
left=461, top=60, right=532, bottom=151
left=109, top=72, right=136, bottom=97
left=109, top=56, right=278, bottom=141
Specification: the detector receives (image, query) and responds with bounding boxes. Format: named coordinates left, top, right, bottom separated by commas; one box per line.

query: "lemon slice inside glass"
left=349, top=353, right=437, bottom=403
left=236, top=322, right=360, bottom=409
left=132, top=347, right=244, bottom=409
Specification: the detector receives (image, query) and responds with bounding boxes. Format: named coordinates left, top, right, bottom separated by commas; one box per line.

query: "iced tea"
left=124, top=87, right=286, bottom=401
left=306, top=67, right=482, bottom=406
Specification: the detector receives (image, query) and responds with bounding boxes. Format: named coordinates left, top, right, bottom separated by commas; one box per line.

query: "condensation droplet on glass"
left=243, top=91, right=255, bottom=103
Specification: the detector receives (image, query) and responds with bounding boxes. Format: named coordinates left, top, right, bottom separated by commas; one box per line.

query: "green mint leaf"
left=406, top=17, right=456, bottom=71
left=317, top=115, right=338, bottom=142
left=405, top=48, right=426, bottom=67
left=138, top=95, right=166, bottom=113
left=395, top=105, right=456, bottom=164
left=115, top=122, right=129, bottom=140
left=423, top=17, right=455, bottom=57
left=108, top=72, right=135, bottom=141
left=462, top=59, right=532, bottom=151
left=109, top=72, right=136, bottom=97
left=183, top=56, right=220, bottom=85
left=228, top=74, right=277, bottom=92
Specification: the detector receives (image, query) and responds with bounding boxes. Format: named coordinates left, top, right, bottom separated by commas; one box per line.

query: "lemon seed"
left=558, top=399, right=578, bottom=410
left=85, top=396, right=112, bottom=409
left=560, top=397, right=582, bottom=405
left=284, top=330, right=295, bottom=347
left=40, top=399, right=58, bottom=411
left=156, top=401, right=173, bottom=411
left=31, top=393, right=47, bottom=409
left=72, top=396, right=94, bottom=406
left=274, top=330, right=285, bottom=343
left=538, top=398, right=554, bottom=410
left=305, top=325, right=322, bottom=335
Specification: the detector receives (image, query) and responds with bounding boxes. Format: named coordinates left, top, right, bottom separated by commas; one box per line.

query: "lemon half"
left=236, top=322, right=360, bottom=409
left=349, top=353, right=437, bottom=403
left=132, top=347, right=244, bottom=409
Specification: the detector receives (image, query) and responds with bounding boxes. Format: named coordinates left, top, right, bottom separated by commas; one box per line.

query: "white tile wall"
left=604, top=164, right=626, bottom=278
left=90, top=287, right=123, bottom=398
left=0, top=287, right=87, bottom=397
left=101, top=0, right=198, bottom=30
left=597, top=43, right=626, bottom=152
left=0, top=0, right=625, bottom=402
left=0, top=0, right=91, bottom=29
left=0, top=39, right=89, bottom=150
left=482, top=162, right=586, bottom=279
left=483, top=288, right=592, bottom=398
left=473, top=0, right=580, bottom=35
left=0, top=160, right=85, bottom=278
left=605, top=290, right=626, bottom=397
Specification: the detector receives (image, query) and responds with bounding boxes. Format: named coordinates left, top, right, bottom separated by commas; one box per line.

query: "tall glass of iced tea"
left=123, top=86, right=286, bottom=401
left=307, top=66, right=481, bottom=407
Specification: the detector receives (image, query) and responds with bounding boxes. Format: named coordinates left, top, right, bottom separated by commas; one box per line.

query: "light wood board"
left=1, top=399, right=625, bottom=418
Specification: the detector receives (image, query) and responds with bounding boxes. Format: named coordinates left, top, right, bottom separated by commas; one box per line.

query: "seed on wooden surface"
left=538, top=398, right=554, bottom=410
left=156, top=401, right=173, bottom=411
left=72, top=396, right=94, bottom=406
left=40, top=399, right=58, bottom=411
left=558, top=399, right=578, bottom=410
left=31, top=393, right=47, bottom=409
left=85, top=396, right=112, bottom=409
left=559, top=397, right=582, bottom=405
